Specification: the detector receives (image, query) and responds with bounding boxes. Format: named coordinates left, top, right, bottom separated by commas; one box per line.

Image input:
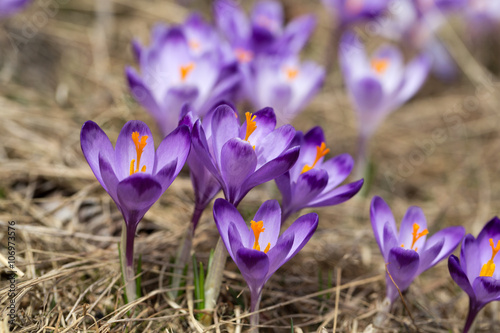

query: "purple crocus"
left=126, top=15, right=240, bottom=136
left=191, top=103, right=300, bottom=207
left=0, top=0, right=31, bottom=17
left=448, top=217, right=500, bottom=333
left=465, top=0, right=500, bottom=35
left=370, top=196, right=465, bottom=303
left=321, top=0, right=389, bottom=27
left=80, top=120, right=190, bottom=301
left=276, top=126, right=363, bottom=222
left=248, top=55, right=325, bottom=126
left=213, top=198, right=318, bottom=327
left=339, top=32, right=430, bottom=174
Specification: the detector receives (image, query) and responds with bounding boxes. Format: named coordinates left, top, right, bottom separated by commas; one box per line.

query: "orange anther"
left=235, top=48, right=253, bottom=63
left=371, top=58, right=390, bottom=74
left=480, top=238, right=500, bottom=277
left=251, top=220, right=270, bottom=253
left=129, top=131, right=148, bottom=175
left=285, top=67, right=299, bottom=80
left=180, top=63, right=195, bottom=81
left=244, top=112, right=257, bottom=142
left=410, top=223, right=428, bottom=251
left=301, top=142, right=330, bottom=174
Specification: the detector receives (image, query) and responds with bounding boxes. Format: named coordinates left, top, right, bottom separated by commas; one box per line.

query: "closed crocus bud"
left=448, top=217, right=500, bottom=333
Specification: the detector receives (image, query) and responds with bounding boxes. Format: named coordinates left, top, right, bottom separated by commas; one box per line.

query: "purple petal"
left=290, top=127, right=325, bottom=180
left=240, top=107, right=277, bottom=146
left=254, top=124, right=296, bottom=167
left=396, top=53, right=431, bottom=106
left=188, top=152, right=221, bottom=208
left=321, top=153, right=355, bottom=192
left=461, top=234, right=481, bottom=284
left=399, top=206, right=427, bottom=251
left=98, top=154, right=120, bottom=205
left=288, top=168, right=329, bottom=212
left=220, top=138, right=257, bottom=204
left=114, top=121, right=155, bottom=180
left=80, top=121, right=115, bottom=187
left=213, top=0, right=250, bottom=44
left=350, top=77, right=385, bottom=116
left=213, top=198, right=252, bottom=249
left=371, top=45, right=404, bottom=93
left=382, top=221, right=399, bottom=261
left=417, top=226, right=465, bottom=274
left=275, top=172, right=292, bottom=210
left=154, top=125, right=191, bottom=176
left=126, top=67, right=163, bottom=123
left=308, top=178, right=364, bottom=208
left=386, top=247, right=420, bottom=302
left=116, top=174, right=163, bottom=227
left=472, top=276, right=500, bottom=304
left=159, top=88, right=199, bottom=136
left=448, top=255, right=475, bottom=299
left=280, top=212, right=319, bottom=262
left=476, top=217, right=500, bottom=276
left=235, top=248, right=269, bottom=294
left=370, top=196, right=397, bottom=257
left=266, top=232, right=294, bottom=277
left=153, top=160, right=177, bottom=192
left=211, top=105, right=240, bottom=167
left=228, top=222, right=245, bottom=261
left=252, top=200, right=282, bottom=249
left=191, top=121, right=224, bottom=186
left=251, top=1, right=284, bottom=37
left=278, top=14, right=316, bottom=54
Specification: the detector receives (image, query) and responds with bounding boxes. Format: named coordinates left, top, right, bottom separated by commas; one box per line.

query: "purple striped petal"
left=213, top=198, right=253, bottom=250
left=280, top=212, right=319, bottom=262
left=448, top=255, right=475, bottom=299
left=472, top=277, right=500, bottom=304
left=386, top=247, right=420, bottom=301
left=80, top=121, right=115, bottom=186
left=289, top=169, right=329, bottom=211
left=254, top=124, right=296, bottom=167
left=98, top=154, right=120, bottom=205
left=253, top=200, right=281, bottom=249
left=399, top=206, right=427, bottom=251
left=266, top=232, right=294, bottom=277
left=235, top=248, right=269, bottom=294
left=277, top=14, right=316, bottom=54
left=308, top=178, right=364, bottom=208
left=211, top=105, right=240, bottom=167
left=461, top=234, right=481, bottom=284
left=154, top=125, right=190, bottom=175
left=370, top=196, right=397, bottom=255
left=417, top=226, right=464, bottom=273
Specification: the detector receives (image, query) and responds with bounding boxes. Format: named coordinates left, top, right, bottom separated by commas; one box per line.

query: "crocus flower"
left=127, top=15, right=240, bottom=136
left=370, top=196, right=465, bottom=303
left=213, top=198, right=318, bottom=326
left=80, top=120, right=190, bottom=301
left=465, top=0, right=500, bottom=35
left=276, top=126, right=363, bottom=222
left=321, top=0, right=389, bottom=27
left=191, top=103, right=300, bottom=206
left=448, top=217, right=500, bottom=333
left=0, top=0, right=31, bottom=17
left=248, top=55, right=325, bottom=126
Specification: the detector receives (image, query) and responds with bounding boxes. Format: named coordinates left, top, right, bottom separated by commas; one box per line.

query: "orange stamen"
left=189, top=40, right=200, bottom=50
left=235, top=48, right=253, bottom=63
left=285, top=67, right=299, bottom=80
left=301, top=142, right=330, bottom=174
left=410, top=223, right=428, bottom=251
left=480, top=238, right=500, bottom=277
left=371, top=58, right=390, bottom=74
left=129, top=131, right=148, bottom=175
left=250, top=220, right=270, bottom=254
left=180, top=63, right=195, bottom=81
left=244, top=112, right=257, bottom=142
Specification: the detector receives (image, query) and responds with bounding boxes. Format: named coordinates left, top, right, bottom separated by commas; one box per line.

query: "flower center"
left=180, top=63, right=195, bottom=81
left=371, top=58, right=390, bottom=74
left=284, top=67, right=299, bottom=81
left=189, top=40, right=200, bottom=50
left=129, top=131, right=148, bottom=175
left=235, top=48, right=253, bottom=63
left=301, top=142, right=330, bottom=174
left=400, top=223, right=428, bottom=251
left=251, top=220, right=271, bottom=253
left=244, top=112, right=257, bottom=149
left=480, top=238, right=500, bottom=277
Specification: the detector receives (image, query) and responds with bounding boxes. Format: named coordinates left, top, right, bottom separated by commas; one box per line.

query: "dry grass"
left=1, top=0, right=500, bottom=332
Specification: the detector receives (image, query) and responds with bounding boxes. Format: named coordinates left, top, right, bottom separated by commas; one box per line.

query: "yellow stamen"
left=285, top=67, right=299, bottom=80
left=301, top=142, right=330, bottom=174
left=189, top=40, right=200, bottom=50
left=180, top=63, right=195, bottom=81
left=410, top=223, right=428, bottom=251
left=480, top=238, right=500, bottom=277
left=371, top=58, right=390, bottom=74
left=250, top=220, right=270, bottom=254
left=244, top=112, right=257, bottom=142
left=235, top=48, right=253, bottom=63
left=129, top=131, right=148, bottom=175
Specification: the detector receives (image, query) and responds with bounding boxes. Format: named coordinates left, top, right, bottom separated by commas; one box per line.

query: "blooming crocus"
left=321, top=0, right=389, bottom=27
left=276, top=126, right=363, bottom=222
left=0, top=0, right=31, bottom=17
left=213, top=198, right=318, bottom=327
left=248, top=55, right=325, bottom=126
left=370, top=196, right=465, bottom=303
left=448, top=217, right=500, bottom=333
left=339, top=32, right=430, bottom=174
left=80, top=120, right=190, bottom=302
left=126, top=16, right=240, bottom=136
left=191, top=103, right=299, bottom=207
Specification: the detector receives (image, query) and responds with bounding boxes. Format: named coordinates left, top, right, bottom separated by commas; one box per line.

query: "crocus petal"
left=191, top=121, right=224, bottom=186
left=153, top=160, right=177, bottom=192
left=321, top=153, right=355, bottom=192
left=399, top=206, right=427, bottom=250
left=476, top=217, right=500, bottom=274
left=252, top=200, right=282, bottom=248
left=228, top=222, right=245, bottom=260
left=448, top=255, right=475, bottom=299
left=266, top=232, right=294, bottom=277
left=275, top=172, right=292, bottom=209
left=80, top=121, right=115, bottom=186
left=278, top=14, right=316, bottom=55
left=220, top=138, right=257, bottom=204
left=370, top=196, right=397, bottom=256
left=289, top=169, right=329, bottom=212
left=114, top=121, right=155, bottom=180
left=279, top=212, right=319, bottom=262
left=98, top=154, right=120, bottom=205
left=254, top=124, right=296, bottom=167
left=386, top=247, right=420, bottom=301
left=116, top=174, right=163, bottom=226
left=461, top=234, right=481, bottom=284
left=240, top=107, right=277, bottom=146
left=213, top=198, right=253, bottom=249
left=350, top=77, right=385, bottom=117
left=308, top=179, right=364, bottom=208
left=396, top=53, right=431, bottom=106
left=418, top=226, right=464, bottom=273
left=211, top=105, right=241, bottom=167
left=472, top=277, right=500, bottom=304
left=213, top=0, right=250, bottom=44
left=251, top=0, right=283, bottom=41
left=154, top=125, right=191, bottom=175
left=235, top=248, right=270, bottom=294
left=382, top=221, right=399, bottom=261
left=371, top=45, right=404, bottom=93
left=160, top=88, right=199, bottom=136
left=126, top=67, right=164, bottom=122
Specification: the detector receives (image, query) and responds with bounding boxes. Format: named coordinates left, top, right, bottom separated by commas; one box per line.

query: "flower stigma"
left=189, top=40, right=200, bottom=50
left=180, top=63, right=195, bottom=81
left=301, top=142, right=330, bottom=174
left=129, top=131, right=148, bottom=175
left=251, top=220, right=271, bottom=253
left=285, top=67, right=299, bottom=81
left=400, top=223, right=428, bottom=251
left=480, top=238, right=500, bottom=277
left=244, top=112, right=257, bottom=149
left=371, top=58, right=390, bottom=74
left=235, top=48, right=253, bottom=63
